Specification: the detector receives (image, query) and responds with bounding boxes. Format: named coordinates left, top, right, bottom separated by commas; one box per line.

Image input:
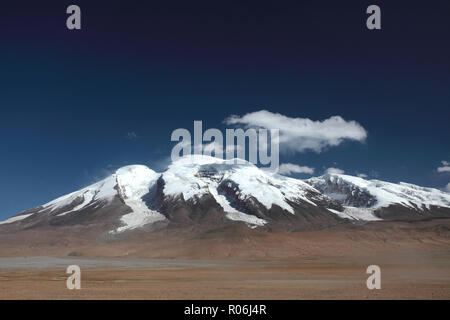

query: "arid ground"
left=1, top=219, right=449, bottom=299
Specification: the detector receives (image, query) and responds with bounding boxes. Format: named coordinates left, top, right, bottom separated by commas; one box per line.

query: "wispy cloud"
left=446, top=183, right=450, bottom=193
left=325, top=167, right=345, bottom=175
left=224, top=110, right=367, bottom=153
left=357, top=173, right=368, bottom=178
left=278, top=163, right=314, bottom=175
left=126, top=131, right=139, bottom=140
left=437, top=160, right=450, bottom=173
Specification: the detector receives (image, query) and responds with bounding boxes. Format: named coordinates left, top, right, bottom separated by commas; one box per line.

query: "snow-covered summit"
left=39, top=165, right=158, bottom=216
left=163, top=155, right=319, bottom=214
left=307, top=173, right=450, bottom=218
left=1, top=157, right=450, bottom=233
left=14, top=165, right=166, bottom=232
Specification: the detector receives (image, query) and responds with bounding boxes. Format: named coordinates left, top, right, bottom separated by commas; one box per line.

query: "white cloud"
left=325, top=167, right=345, bottom=175
left=437, top=161, right=450, bottom=173
left=278, top=163, right=314, bottom=175
left=224, top=110, right=367, bottom=153
left=357, top=173, right=368, bottom=178
left=126, top=132, right=139, bottom=140
left=446, top=183, right=450, bottom=193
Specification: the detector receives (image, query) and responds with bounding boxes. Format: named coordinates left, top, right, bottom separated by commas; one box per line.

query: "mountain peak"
left=307, top=173, right=450, bottom=212
left=1, top=158, right=450, bottom=234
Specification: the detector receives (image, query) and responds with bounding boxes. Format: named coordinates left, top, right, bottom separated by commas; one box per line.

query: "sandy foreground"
left=0, top=253, right=449, bottom=299
left=0, top=220, right=450, bottom=299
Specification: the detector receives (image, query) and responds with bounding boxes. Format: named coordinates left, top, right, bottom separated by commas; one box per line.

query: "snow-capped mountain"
left=306, top=174, right=450, bottom=221
left=159, top=155, right=340, bottom=228
left=1, top=155, right=450, bottom=234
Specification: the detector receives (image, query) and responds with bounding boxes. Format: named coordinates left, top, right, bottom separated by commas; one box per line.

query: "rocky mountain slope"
left=1, top=155, right=450, bottom=235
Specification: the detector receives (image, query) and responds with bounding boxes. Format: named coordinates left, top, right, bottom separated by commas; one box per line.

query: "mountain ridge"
left=1, top=155, right=450, bottom=234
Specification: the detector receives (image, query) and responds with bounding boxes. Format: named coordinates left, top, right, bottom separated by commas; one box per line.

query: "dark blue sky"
left=0, top=0, right=449, bottom=219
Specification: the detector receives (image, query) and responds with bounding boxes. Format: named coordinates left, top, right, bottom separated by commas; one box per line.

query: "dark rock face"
left=145, top=176, right=229, bottom=226
left=375, top=205, right=450, bottom=220
left=215, top=179, right=346, bottom=231
left=217, top=179, right=266, bottom=220
left=160, top=195, right=227, bottom=226
left=308, top=176, right=377, bottom=208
